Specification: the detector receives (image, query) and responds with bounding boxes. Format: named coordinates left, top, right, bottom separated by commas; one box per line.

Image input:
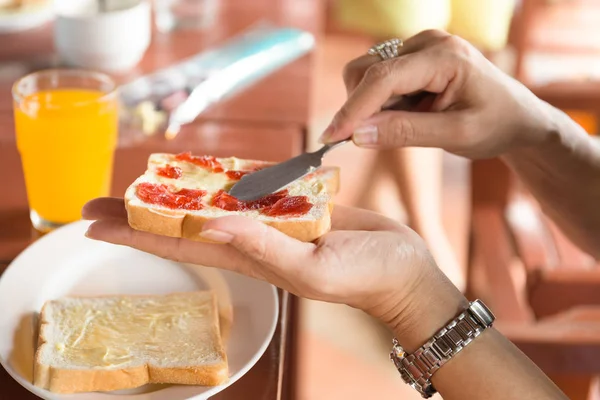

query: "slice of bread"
left=34, top=292, right=228, bottom=394
left=125, top=153, right=340, bottom=242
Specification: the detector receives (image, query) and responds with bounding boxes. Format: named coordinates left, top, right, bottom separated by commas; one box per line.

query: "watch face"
left=470, top=300, right=495, bottom=327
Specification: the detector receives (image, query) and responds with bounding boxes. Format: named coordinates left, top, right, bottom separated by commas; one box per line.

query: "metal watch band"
left=390, top=299, right=495, bottom=398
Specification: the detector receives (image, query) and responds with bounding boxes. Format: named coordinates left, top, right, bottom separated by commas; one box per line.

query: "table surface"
left=0, top=0, right=321, bottom=398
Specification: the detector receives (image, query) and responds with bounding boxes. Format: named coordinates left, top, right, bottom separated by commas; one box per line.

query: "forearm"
left=432, top=328, right=567, bottom=400
left=386, top=269, right=567, bottom=400
left=502, top=104, right=600, bottom=259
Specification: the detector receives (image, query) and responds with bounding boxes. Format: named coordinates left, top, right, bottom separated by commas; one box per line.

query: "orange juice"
left=14, top=87, right=118, bottom=228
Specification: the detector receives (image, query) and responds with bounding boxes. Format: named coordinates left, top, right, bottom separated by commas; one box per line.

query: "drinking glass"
left=12, top=69, right=119, bottom=232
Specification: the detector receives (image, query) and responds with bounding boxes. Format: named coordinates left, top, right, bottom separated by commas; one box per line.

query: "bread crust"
left=126, top=166, right=340, bottom=243
left=126, top=200, right=333, bottom=243
left=34, top=362, right=228, bottom=393
left=33, top=293, right=228, bottom=394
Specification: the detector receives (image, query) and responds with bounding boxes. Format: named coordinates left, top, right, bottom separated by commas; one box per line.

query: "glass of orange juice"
left=12, top=69, right=118, bottom=232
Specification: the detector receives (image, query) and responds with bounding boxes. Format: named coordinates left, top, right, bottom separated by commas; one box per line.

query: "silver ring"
left=367, top=38, right=403, bottom=60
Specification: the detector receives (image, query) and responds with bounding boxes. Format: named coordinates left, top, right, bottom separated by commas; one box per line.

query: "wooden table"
left=0, top=0, right=323, bottom=398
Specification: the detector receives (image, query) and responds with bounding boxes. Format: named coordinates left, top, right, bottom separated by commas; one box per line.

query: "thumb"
left=200, top=216, right=317, bottom=268
left=351, top=110, right=464, bottom=149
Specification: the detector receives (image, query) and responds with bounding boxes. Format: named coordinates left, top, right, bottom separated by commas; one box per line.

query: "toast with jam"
left=124, top=153, right=339, bottom=242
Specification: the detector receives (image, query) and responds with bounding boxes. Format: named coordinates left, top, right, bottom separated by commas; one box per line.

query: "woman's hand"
left=321, top=29, right=555, bottom=159
left=82, top=197, right=466, bottom=351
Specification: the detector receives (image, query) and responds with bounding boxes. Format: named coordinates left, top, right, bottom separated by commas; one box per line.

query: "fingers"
left=351, top=109, right=469, bottom=149
left=343, top=55, right=379, bottom=96
left=201, top=216, right=317, bottom=269
left=82, top=197, right=127, bottom=220
left=404, top=29, right=452, bottom=51
left=342, top=30, right=451, bottom=95
left=85, top=218, right=266, bottom=279
left=83, top=201, right=401, bottom=285
left=323, top=51, right=456, bottom=143
left=323, top=31, right=473, bottom=145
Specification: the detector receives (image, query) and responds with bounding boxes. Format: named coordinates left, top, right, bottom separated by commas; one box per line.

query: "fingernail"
left=200, top=229, right=234, bottom=243
left=318, top=124, right=335, bottom=144
left=84, top=227, right=95, bottom=240
left=352, top=125, right=378, bottom=145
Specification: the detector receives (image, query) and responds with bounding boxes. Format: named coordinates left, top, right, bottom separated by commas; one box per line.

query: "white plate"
left=0, top=220, right=278, bottom=400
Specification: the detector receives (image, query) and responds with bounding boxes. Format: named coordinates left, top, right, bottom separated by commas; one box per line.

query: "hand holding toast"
left=83, top=197, right=465, bottom=352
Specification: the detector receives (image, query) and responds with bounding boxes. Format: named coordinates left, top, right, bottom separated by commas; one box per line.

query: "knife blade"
left=228, top=140, right=349, bottom=201
left=229, top=92, right=435, bottom=201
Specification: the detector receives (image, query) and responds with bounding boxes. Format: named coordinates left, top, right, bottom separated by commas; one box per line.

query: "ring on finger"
left=367, top=38, right=403, bottom=60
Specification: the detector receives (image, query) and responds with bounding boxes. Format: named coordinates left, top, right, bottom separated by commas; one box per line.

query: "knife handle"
left=313, top=139, right=351, bottom=157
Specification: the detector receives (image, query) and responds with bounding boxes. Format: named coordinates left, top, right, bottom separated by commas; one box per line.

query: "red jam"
left=175, top=152, right=224, bottom=173
left=174, top=152, right=269, bottom=181
left=225, top=164, right=270, bottom=181
left=263, top=196, right=314, bottom=217
left=136, top=183, right=205, bottom=210
left=156, top=165, right=182, bottom=179
left=211, top=189, right=313, bottom=217
left=211, top=190, right=288, bottom=211
left=225, top=170, right=250, bottom=180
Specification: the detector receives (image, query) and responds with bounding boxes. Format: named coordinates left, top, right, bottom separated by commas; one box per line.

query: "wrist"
left=368, top=256, right=469, bottom=353
left=502, top=101, right=596, bottom=172
left=503, top=99, right=563, bottom=159
left=391, top=272, right=468, bottom=353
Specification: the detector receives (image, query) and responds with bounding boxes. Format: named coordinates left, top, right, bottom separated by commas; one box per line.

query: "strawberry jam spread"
left=263, top=196, right=314, bottom=217
left=175, top=152, right=224, bottom=173
left=225, top=170, right=250, bottom=180
left=136, top=183, right=205, bottom=210
left=211, top=189, right=313, bottom=217
left=212, top=190, right=287, bottom=211
left=156, top=165, right=182, bottom=179
left=156, top=152, right=314, bottom=217
left=174, top=152, right=264, bottom=181
left=224, top=166, right=267, bottom=181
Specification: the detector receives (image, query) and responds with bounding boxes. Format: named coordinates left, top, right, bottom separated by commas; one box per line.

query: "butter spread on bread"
left=34, top=292, right=227, bottom=393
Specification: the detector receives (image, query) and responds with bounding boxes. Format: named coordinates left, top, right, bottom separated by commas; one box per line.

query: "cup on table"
left=53, top=0, right=151, bottom=72
left=12, top=69, right=119, bottom=232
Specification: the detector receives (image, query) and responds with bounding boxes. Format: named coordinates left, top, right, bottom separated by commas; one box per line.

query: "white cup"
left=53, top=0, right=151, bottom=72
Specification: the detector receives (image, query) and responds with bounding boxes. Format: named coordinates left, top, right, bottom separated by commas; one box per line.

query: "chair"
left=510, top=0, right=600, bottom=135
left=469, top=158, right=600, bottom=400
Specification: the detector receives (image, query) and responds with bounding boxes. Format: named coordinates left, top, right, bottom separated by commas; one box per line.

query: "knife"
left=229, top=92, right=435, bottom=201
left=228, top=140, right=350, bottom=201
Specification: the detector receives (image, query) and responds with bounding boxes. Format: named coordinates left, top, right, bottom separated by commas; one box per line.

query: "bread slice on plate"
left=125, top=153, right=340, bottom=242
left=34, top=291, right=228, bottom=394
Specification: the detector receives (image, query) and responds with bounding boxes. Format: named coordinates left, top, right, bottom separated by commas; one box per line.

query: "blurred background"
left=1, top=0, right=600, bottom=399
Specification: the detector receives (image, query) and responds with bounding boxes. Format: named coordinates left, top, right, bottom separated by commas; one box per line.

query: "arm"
left=83, top=198, right=569, bottom=399
left=387, top=272, right=568, bottom=400
left=502, top=105, right=600, bottom=258
left=435, top=328, right=567, bottom=399
left=82, top=28, right=577, bottom=398
left=322, top=30, right=600, bottom=259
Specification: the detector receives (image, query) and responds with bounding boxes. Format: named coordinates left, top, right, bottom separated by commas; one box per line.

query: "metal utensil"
left=159, top=26, right=315, bottom=139
left=228, top=91, right=435, bottom=201
left=228, top=140, right=350, bottom=201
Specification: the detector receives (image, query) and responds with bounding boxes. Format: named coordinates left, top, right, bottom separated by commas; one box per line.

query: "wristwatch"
left=390, top=299, right=495, bottom=398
